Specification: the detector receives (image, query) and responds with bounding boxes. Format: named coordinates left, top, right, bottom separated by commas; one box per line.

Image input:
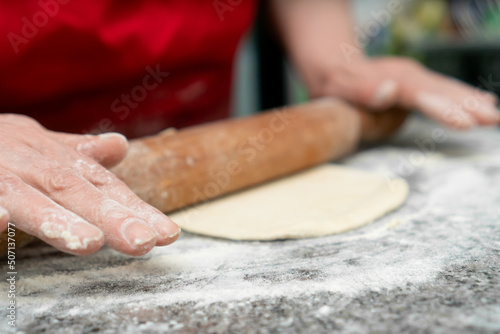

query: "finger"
left=319, top=61, right=399, bottom=110
left=6, top=155, right=158, bottom=256
left=0, top=206, right=9, bottom=233
left=49, top=132, right=129, bottom=168
left=463, top=101, right=500, bottom=126
left=421, top=74, right=500, bottom=126
left=0, top=168, right=103, bottom=255
left=444, top=80, right=500, bottom=126
left=72, top=157, right=181, bottom=247
left=391, top=65, right=499, bottom=127
left=416, top=92, right=477, bottom=130
left=400, top=77, right=477, bottom=129
left=414, top=88, right=499, bottom=128
left=474, top=88, right=498, bottom=105
left=373, top=58, right=499, bottom=128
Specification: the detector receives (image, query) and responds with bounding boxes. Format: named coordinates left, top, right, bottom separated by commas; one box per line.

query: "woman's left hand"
left=301, top=56, right=500, bottom=130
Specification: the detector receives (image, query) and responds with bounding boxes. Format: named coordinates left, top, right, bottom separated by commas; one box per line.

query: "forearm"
left=269, top=0, right=362, bottom=71
left=268, top=0, right=499, bottom=127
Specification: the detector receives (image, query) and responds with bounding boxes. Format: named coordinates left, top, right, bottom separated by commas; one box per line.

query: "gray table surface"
left=1, top=116, right=499, bottom=334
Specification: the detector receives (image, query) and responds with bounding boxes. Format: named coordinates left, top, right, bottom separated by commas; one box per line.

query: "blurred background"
left=232, top=0, right=500, bottom=116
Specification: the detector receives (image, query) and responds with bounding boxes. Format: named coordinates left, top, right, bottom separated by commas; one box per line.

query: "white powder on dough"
left=1, top=116, right=499, bottom=326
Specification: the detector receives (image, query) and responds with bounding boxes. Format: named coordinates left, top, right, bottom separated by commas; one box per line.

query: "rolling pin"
left=111, top=98, right=407, bottom=213
left=0, top=98, right=406, bottom=253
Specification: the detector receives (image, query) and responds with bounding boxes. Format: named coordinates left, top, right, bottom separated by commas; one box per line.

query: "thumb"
left=315, top=60, right=399, bottom=110
left=50, top=132, right=129, bottom=168
left=0, top=206, right=9, bottom=233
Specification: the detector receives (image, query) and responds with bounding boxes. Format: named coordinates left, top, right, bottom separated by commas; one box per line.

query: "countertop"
left=1, top=115, right=499, bottom=333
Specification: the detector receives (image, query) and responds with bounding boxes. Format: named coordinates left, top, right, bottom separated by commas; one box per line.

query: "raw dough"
left=170, top=165, right=409, bottom=240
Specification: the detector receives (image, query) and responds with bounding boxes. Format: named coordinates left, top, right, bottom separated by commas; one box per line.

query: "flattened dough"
left=171, top=165, right=409, bottom=240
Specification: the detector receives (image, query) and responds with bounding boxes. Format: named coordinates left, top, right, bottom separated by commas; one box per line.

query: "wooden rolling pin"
left=0, top=98, right=406, bottom=253
left=111, top=98, right=407, bottom=213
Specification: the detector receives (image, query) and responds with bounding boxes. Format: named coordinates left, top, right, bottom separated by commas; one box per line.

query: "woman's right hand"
left=0, top=114, right=180, bottom=256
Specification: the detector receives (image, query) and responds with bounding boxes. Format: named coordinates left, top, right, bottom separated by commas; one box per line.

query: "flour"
left=40, top=222, right=99, bottom=250
left=1, top=116, right=499, bottom=333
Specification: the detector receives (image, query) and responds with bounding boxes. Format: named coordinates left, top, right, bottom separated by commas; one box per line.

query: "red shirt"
left=0, top=0, right=256, bottom=138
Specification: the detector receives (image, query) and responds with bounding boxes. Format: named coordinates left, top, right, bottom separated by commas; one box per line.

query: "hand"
left=304, top=56, right=500, bottom=129
left=0, top=114, right=180, bottom=256
left=269, top=0, right=498, bottom=129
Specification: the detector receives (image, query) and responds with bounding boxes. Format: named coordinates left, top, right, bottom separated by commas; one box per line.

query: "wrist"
left=293, top=54, right=370, bottom=98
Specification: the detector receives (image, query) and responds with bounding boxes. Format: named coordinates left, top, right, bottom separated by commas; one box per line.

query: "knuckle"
left=97, top=198, right=129, bottom=223
left=0, top=113, right=40, bottom=127
left=74, top=159, right=116, bottom=186
left=40, top=167, right=83, bottom=194
left=0, top=172, right=22, bottom=196
left=88, top=168, right=116, bottom=187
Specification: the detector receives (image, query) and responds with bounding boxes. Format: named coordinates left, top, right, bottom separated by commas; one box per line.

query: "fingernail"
left=168, top=225, right=181, bottom=238
left=0, top=207, right=8, bottom=220
left=477, top=104, right=500, bottom=122
left=99, top=132, right=128, bottom=143
left=67, top=221, right=103, bottom=250
left=99, top=133, right=129, bottom=151
left=122, top=218, right=157, bottom=247
left=149, top=213, right=181, bottom=239
left=478, top=90, right=498, bottom=104
left=372, top=80, right=398, bottom=108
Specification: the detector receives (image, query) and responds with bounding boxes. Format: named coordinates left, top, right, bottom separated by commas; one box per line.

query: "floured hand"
left=0, top=114, right=180, bottom=256
left=269, top=0, right=499, bottom=130
left=305, top=56, right=500, bottom=130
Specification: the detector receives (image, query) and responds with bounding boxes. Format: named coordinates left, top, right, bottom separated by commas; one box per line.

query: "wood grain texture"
left=111, top=98, right=406, bottom=213
left=0, top=98, right=407, bottom=254
left=0, top=98, right=406, bottom=254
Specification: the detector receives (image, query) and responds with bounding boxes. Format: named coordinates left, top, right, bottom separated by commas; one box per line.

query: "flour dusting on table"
left=1, top=116, right=499, bottom=333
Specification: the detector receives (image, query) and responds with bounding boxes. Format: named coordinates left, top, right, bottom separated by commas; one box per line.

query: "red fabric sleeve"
left=0, top=0, right=256, bottom=137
